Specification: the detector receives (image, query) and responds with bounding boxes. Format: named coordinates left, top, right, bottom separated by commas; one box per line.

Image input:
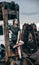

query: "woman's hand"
left=13, top=40, right=24, bottom=48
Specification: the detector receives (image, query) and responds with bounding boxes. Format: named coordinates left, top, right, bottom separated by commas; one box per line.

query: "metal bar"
left=2, top=6, right=11, bottom=61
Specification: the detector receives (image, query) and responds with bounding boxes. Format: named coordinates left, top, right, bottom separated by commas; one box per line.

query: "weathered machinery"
left=0, top=1, right=19, bottom=20
left=0, top=1, right=20, bottom=65
left=0, top=1, right=39, bottom=65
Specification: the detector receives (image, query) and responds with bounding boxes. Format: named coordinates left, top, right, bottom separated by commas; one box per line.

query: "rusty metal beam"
left=2, top=6, right=11, bottom=61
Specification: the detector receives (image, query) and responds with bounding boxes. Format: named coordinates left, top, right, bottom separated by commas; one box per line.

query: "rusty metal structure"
left=0, top=1, right=20, bottom=65
left=0, top=1, right=39, bottom=65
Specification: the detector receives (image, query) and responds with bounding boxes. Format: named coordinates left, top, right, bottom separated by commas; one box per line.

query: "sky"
left=0, top=0, right=39, bottom=29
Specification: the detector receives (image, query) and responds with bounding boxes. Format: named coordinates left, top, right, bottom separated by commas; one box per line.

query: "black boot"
left=18, top=58, right=23, bottom=65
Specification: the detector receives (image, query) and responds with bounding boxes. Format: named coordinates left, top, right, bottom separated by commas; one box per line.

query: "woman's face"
left=14, top=20, right=18, bottom=27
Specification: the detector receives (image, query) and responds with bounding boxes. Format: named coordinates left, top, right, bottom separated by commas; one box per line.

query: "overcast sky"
left=0, top=0, right=39, bottom=27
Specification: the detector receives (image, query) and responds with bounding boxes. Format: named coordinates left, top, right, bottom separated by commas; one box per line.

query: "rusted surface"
left=2, top=6, right=11, bottom=61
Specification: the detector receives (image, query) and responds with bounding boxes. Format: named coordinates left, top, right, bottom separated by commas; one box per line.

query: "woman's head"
left=13, top=19, right=18, bottom=27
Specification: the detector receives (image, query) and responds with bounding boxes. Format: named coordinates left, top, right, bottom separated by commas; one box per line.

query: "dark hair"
left=13, top=19, right=18, bottom=25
